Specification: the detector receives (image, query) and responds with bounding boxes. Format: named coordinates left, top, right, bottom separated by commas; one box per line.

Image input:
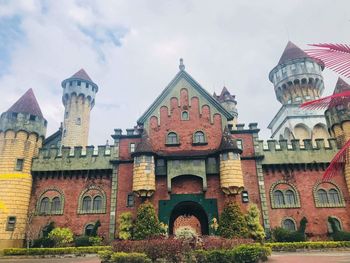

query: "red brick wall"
left=29, top=173, right=112, bottom=238
left=174, top=215, right=201, bottom=235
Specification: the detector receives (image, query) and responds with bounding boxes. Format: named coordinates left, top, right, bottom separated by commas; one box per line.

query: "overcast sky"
left=0, top=0, right=349, bottom=145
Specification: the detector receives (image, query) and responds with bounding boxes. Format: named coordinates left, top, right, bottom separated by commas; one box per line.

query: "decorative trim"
left=36, top=187, right=65, bottom=215
left=313, top=181, right=346, bottom=208
left=270, top=180, right=301, bottom=209
left=77, top=185, right=107, bottom=214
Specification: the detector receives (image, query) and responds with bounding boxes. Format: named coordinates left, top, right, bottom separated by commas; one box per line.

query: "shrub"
left=245, top=204, right=265, bottom=243
left=201, top=236, right=253, bottom=250
left=3, top=246, right=111, bottom=256
left=48, top=227, right=74, bottom=247
left=91, top=220, right=101, bottom=237
left=42, top=222, right=55, bottom=237
left=272, top=227, right=305, bottom=242
left=32, top=237, right=55, bottom=248
left=74, top=236, right=91, bottom=247
left=266, top=241, right=350, bottom=251
left=328, top=217, right=350, bottom=241
left=217, top=201, right=248, bottom=238
left=133, top=202, right=163, bottom=240
left=118, top=212, right=134, bottom=240
left=90, top=236, right=103, bottom=246
left=103, top=252, right=151, bottom=263
left=175, top=226, right=198, bottom=240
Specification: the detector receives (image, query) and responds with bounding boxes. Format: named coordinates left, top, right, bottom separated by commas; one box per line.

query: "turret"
left=214, top=87, right=238, bottom=128
left=132, top=131, right=156, bottom=197
left=269, top=41, right=325, bottom=105
left=219, top=127, right=244, bottom=195
left=0, top=89, right=46, bottom=248
left=61, top=69, right=98, bottom=148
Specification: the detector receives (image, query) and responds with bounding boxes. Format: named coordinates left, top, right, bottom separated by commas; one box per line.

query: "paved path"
left=270, top=251, right=350, bottom=263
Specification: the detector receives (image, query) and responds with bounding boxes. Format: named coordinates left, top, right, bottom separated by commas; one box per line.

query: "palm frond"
left=306, top=43, right=350, bottom=78
left=300, top=90, right=350, bottom=110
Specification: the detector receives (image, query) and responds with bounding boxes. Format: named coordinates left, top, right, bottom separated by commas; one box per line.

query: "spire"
left=334, top=77, right=350, bottom=94
left=278, top=41, right=309, bottom=65
left=70, top=69, right=93, bottom=82
left=216, top=87, right=236, bottom=103
left=134, top=130, right=154, bottom=155
left=219, top=127, right=241, bottom=153
left=7, top=88, right=44, bottom=118
left=179, top=58, right=185, bottom=71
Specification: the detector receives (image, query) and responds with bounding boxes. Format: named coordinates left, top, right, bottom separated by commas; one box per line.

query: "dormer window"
left=166, top=132, right=179, bottom=145
left=181, top=111, right=189, bottom=120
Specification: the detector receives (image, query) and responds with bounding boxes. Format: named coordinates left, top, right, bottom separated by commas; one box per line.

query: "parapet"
left=231, top=123, right=260, bottom=134
left=32, top=145, right=116, bottom=171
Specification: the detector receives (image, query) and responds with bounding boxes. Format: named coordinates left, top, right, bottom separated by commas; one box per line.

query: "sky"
left=0, top=0, right=349, bottom=145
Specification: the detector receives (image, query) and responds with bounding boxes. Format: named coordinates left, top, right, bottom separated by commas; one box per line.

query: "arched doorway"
left=169, top=201, right=209, bottom=235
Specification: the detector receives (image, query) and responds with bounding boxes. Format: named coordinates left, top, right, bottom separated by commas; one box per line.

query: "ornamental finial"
left=179, top=58, right=185, bottom=71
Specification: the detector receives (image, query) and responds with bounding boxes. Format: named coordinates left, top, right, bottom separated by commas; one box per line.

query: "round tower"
left=132, top=131, right=156, bottom=197
left=219, top=127, right=244, bottom=195
left=214, top=87, right=238, bottom=128
left=61, top=69, right=98, bottom=148
left=269, top=41, right=325, bottom=105
left=0, top=89, right=46, bottom=248
left=325, top=78, right=350, bottom=193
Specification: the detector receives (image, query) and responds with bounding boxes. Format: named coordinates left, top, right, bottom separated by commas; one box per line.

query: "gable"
left=137, top=70, right=233, bottom=128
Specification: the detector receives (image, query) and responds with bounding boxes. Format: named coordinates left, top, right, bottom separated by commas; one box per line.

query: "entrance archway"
left=169, top=201, right=209, bottom=235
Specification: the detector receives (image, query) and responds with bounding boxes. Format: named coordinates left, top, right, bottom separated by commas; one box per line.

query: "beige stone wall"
left=61, top=94, right=91, bottom=148
left=0, top=130, right=41, bottom=248
left=220, top=153, right=244, bottom=195
left=281, top=84, right=321, bottom=104
left=133, top=158, right=155, bottom=197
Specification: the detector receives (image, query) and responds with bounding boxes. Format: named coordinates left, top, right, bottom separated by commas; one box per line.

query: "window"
left=156, top=159, right=165, bottom=167
left=285, top=190, right=296, bottom=205
left=77, top=81, right=81, bottom=86
left=69, top=81, right=73, bottom=86
left=65, top=111, right=69, bottom=118
left=317, top=189, right=328, bottom=204
left=193, top=131, right=206, bottom=144
left=51, top=197, right=61, bottom=213
left=29, top=115, right=36, bottom=121
left=295, top=97, right=302, bottom=102
left=282, top=219, right=296, bottom=231
left=76, top=118, right=81, bottom=125
left=181, top=111, right=189, bottom=120
left=127, top=194, right=134, bottom=207
left=93, top=196, right=102, bottom=211
left=86, top=83, right=89, bottom=88
left=40, top=197, right=50, bottom=214
left=15, top=159, right=24, bottom=171
left=222, top=153, right=228, bottom=161
left=85, top=224, right=94, bottom=236
left=329, top=189, right=341, bottom=205
left=11, top=112, right=18, bottom=119
left=167, top=132, right=179, bottom=144
left=130, top=143, right=135, bottom=153
left=208, top=157, right=217, bottom=165
left=82, top=196, right=92, bottom=212
left=236, top=139, right=243, bottom=150
left=328, top=217, right=342, bottom=233
left=273, top=190, right=284, bottom=206
left=135, top=156, right=141, bottom=164
left=145, top=156, right=152, bottom=163
left=6, top=216, right=16, bottom=231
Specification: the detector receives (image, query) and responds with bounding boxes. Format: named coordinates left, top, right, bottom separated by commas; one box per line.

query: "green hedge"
left=99, top=251, right=151, bottom=263
left=3, top=246, right=112, bottom=256
left=266, top=241, right=350, bottom=251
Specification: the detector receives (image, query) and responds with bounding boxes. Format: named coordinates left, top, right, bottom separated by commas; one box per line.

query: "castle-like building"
left=1, top=42, right=350, bottom=248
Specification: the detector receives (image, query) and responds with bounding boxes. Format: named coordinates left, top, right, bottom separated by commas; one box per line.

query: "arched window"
left=82, top=196, right=92, bottom=212
left=167, top=132, right=179, bottom=144
left=317, top=189, right=328, bottom=204
left=329, top=189, right=341, bottom=205
left=285, top=190, right=296, bottom=205
left=51, top=197, right=61, bottom=213
left=93, top=196, right=102, bottom=211
left=181, top=111, right=189, bottom=120
left=282, top=219, right=296, bottom=231
left=273, top=190, right=284, bottom=206
left=40, top=197, right=50, bottom=214
left=85, top=224, right=94, bottom=236
left=194, top=131, right=205, bottom=144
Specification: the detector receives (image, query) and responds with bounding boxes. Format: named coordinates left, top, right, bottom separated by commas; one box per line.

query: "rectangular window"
left=145, top=156, right=152, bottom=163
left=85, top=83, right=89, bottom=88
left=222, top=153, right=228, bottom=161
left=130, top=143, right=135, bottom=153
left=15, top=159, right=24, bottom=171
left=77, top=81, right=81, bottom=86
left=29, top=115, right=36, bottom=121
left=6, top=216, right=16, bottom=231
left=236, top=139, right=243, bottom=150
left=127, top=194, right=134, bottom=207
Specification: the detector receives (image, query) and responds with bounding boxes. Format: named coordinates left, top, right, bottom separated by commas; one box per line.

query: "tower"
left=219, top=127, right=244, bottom=195
left=325, top=78, right=350, bottom=193
left=0, top=89, right=46, bottom=248
left=214, top=87, right=238, bottom=128
left=61, top=69, right=98, bottom=148
left=268, top=41, right=329, bottom=143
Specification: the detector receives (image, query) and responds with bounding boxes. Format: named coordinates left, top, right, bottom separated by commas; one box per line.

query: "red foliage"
left=201, top=236, right=253, bottom=250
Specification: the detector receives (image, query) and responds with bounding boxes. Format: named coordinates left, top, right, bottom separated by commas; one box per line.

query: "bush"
left=266, top=241, right=350, bottom=251
left=175, top=227, right=198, bottom=240
left=48, top=227, right=74, bottom=247
left=217, top=201, right=248, bottom=239
left=328, top=217, right=350, bottom=241
left=91, top=220, right=101, bottom=237
left=133, top=202, right=164, bottom=240
left=201, top=236, right=253, bottom=250
left=118, top=212, right=134, bottom=240
left=74, top=236, right=91, bottom=247
left=32, top=237, right=55, bottom=248
left=245, top=204, right=265, bottom=243
left=272, top=227, right=305, bottom=242
left=3, top=246, right=111, bottom=256
left=42, top=222, right=55, bottom=237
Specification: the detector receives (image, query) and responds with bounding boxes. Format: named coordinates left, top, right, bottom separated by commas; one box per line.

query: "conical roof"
left=7, top=88, right=44, bottom=118
left=134, top=130, right=154, bottom=155
left=333, top=77, right=350, bottom=94
left=70, top=69, right=93, bottom=82
left=278, top=41, right=309, bottom=65
left=215, top=87, right=236, bottom=103
left=219, top=126, right=241, bottom=153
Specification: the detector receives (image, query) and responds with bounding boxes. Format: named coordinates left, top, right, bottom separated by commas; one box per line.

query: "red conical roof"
left=278, top=41, right=309, bottom=65
left=333, top=77, right=350, bottom=94
left=7, top=88, right=44, bottom=118
left=71, top=69, right=93, bottom=82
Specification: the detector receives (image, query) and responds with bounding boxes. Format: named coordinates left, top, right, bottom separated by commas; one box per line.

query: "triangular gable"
left=137, top=69, right=233, bottom=125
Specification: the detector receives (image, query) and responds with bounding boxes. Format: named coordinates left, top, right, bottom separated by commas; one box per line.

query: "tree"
left=133, top=201, right=163, bottom=240
left=217, top=201, right=248, bottom=238
left=118, top=212, right=134, bottom=240
left=91, top=220, right=101, bottom=237
left=48, top=227, right=74, bottom=247
left=245, top=204, right=265, bottom=243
